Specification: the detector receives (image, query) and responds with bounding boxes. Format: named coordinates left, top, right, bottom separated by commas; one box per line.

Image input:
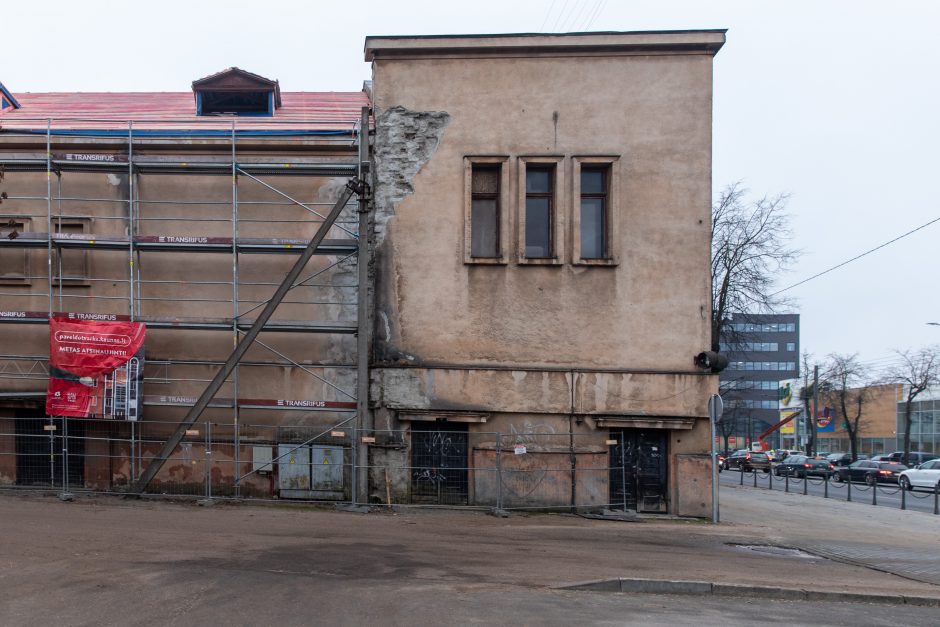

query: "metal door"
left=15, top=414, right=85, bottom=487
left=277, top=444, right=310, bottom=494
left=609, top=429, right=668, bottom=513
left=311, top=445, right=344, bottom=492
left=411, top=423, right=469, bottom=505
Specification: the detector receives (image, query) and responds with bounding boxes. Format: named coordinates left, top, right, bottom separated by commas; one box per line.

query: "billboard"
left=45, top=316, right=145, bottom=419
left=777, top=378, right=834, bottom=434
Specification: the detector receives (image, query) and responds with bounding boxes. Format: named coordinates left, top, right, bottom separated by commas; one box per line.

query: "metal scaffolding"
left=0, top=109, right=373, bottom=500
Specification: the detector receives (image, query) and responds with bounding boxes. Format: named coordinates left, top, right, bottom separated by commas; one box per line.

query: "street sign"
left=708, top=394, right=723, bottom=424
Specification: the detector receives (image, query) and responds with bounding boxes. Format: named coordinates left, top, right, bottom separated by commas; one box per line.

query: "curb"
left=560, top=578, right=940, bottom=607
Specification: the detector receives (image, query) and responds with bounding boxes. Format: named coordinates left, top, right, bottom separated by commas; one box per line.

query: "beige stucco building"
left=365, top=32, right=725, bottom=514
left=0, top=31, right=725, bottom=516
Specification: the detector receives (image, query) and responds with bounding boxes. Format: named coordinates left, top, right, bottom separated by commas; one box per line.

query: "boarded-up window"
left=0, top=216, right=30, bottom=284
left=53, top=218, right=90, bottom=286
left=470, top=166, right=500, bottom=258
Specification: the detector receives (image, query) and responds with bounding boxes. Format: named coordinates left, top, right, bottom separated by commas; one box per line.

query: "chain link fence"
left=0, top=418, right=670, bottom=513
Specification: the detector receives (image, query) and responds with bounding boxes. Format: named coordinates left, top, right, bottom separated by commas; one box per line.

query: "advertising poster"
left=45, top=316, right=146, bottom=420
left=815, top=407, right=835, bottom=433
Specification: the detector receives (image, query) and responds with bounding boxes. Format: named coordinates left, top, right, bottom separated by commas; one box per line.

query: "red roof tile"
left=0, top=91, right=369, bottom=133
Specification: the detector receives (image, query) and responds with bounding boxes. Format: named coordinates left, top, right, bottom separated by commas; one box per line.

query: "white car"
left=898, top=459, right=940, bottom=492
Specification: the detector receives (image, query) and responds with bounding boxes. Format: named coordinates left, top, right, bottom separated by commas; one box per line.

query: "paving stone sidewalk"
left=721, top=483, right=940, bottom=586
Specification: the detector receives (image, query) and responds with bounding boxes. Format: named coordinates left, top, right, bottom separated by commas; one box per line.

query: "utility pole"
left=811, top=365, right=820, bottom=455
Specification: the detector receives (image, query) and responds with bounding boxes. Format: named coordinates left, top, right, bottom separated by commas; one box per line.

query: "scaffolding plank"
left=0, top=234, right=358, bottom=254
left=0, top=158, right=357, bottom=176
left=0, top=311, right=357, bottom=333
left=145, top=395, right=356, bottom=410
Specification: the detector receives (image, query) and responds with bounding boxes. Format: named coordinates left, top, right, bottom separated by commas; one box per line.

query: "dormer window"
left=0, top=81, right=21, bottom=111
left=192, top=67, right=281, bottom=117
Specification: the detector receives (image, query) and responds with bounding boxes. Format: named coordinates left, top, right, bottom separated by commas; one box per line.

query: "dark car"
left=724, top=450, right=771, bottom=473
left=774, top=455, right=834, bottom=478
left=886, top=451, right=939, bottom=466
left=833, top=460, right=908, bottom=485
left=826, top=453, right=869, bottom=467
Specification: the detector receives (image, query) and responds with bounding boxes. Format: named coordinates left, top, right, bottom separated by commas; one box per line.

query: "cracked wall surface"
left=371, top=105, right=450, bottom=363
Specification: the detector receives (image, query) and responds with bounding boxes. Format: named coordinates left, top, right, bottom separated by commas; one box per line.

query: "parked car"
left=724, top=450, right=771, bottom=473
left=887, top=451, right=939, bottom=466
left=832, top=460, right=908, bottom=485
left=775, top=449, right=805, bottom=461
left=826, top=452, right=869, bottom=467
left=774, top=455, right=834, bottom=478
left=870, top=455, right=893, bottom=462
left=898, top=459, right=940, bottom=492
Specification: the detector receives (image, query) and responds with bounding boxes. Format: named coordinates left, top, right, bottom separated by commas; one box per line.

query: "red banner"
left=46, top=317, right=146, bottom=418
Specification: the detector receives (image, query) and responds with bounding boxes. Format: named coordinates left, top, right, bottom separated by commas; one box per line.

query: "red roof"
left=0, top=91, right=369, bottom=133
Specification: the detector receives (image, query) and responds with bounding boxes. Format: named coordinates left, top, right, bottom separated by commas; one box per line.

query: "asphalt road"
left=720, top=468, right=940, bottom=515
left=3, top=490, right=940, bottom=626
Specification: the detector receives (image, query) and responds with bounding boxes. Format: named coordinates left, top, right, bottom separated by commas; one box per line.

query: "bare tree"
left=887, top=346, right=940, bottom=464
left=821, top=354, right=870, bottom=462
left=711, top=182, right=799, bottom=351
left=717, top=405, right=750, bottom=455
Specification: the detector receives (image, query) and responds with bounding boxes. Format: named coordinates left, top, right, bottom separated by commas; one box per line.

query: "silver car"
left=898, top=459, right=940, bottom=492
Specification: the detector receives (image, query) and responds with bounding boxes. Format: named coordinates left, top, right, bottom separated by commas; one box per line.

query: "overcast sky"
left=3, top=0, right=938, bottom=376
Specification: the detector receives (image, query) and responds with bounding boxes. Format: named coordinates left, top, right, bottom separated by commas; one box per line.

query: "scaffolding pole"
left=131, top=175, right=366, bottom=495
left=355, top=106, right=372, bottom=504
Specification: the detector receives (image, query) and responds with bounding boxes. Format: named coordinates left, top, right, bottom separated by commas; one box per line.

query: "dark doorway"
left=609, top=428, right=668, bottom=513
left=410, top=422, right=469, bottom=505
left=15, top=413, right=85, bottom=488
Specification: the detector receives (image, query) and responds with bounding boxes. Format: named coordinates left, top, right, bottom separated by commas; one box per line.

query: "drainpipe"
left=569, top=369, right=577, bottom=511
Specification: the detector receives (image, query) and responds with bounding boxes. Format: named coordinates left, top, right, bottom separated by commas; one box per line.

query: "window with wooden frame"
left=52, top=217, right=91, bottom=286
left=471, top=166, right=500, bottom=258
left=572, top=157, right=619, bottom=265
left=464, top=157, right=509, bottom=264
left=517, top=157, right=564, bottom=265
left=0, top=215, right=30, bottom=284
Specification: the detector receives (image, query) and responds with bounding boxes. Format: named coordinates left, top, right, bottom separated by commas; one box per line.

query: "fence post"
left=872, top=481, right=877, bottom=506
left=767, top=470, right=772, bottom=490
left=621, top=431, right=627, bottom=511
left=753, top=470, right=757, bottom=487
left=803, top=472, right=808, bottom=496
left=847, top=476, right=852, bottom=502
left=824, top=474, right=828, bottom=499
left=784, top=470, right=788, bottom=492
left=739, top=467, right=744, bottom=485
left=495, top=432, right=503, bottom=512
left=61, top=417, right=69, bottom=498
left=934, top=483, right=938, bottom=515
left=901, top=483, right=906, bottom=510
left=48, top=417, right=55, bottom=486
left=204, top=422, right=212, bottom=500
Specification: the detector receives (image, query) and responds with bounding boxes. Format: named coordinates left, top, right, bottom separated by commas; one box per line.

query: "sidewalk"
left=719, top=482, right=940, bottom=586
left=0, top=487, right=938, bottom=624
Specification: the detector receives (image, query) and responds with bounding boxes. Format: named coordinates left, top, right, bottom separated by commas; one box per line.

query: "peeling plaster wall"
left=371, top=106, right=450, bottom=364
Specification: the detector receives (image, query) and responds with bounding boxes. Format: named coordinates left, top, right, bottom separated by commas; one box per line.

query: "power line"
left=584, top=0, right=607, bottom=29
left=770, top=215, right=940, bottom=296
left=539, top=0, right=558, bottom=31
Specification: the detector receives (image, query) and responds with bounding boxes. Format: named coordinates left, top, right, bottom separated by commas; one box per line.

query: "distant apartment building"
left=817, top=384, right=940, bottom=457
left=718, top=313, right=800, bottom=449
